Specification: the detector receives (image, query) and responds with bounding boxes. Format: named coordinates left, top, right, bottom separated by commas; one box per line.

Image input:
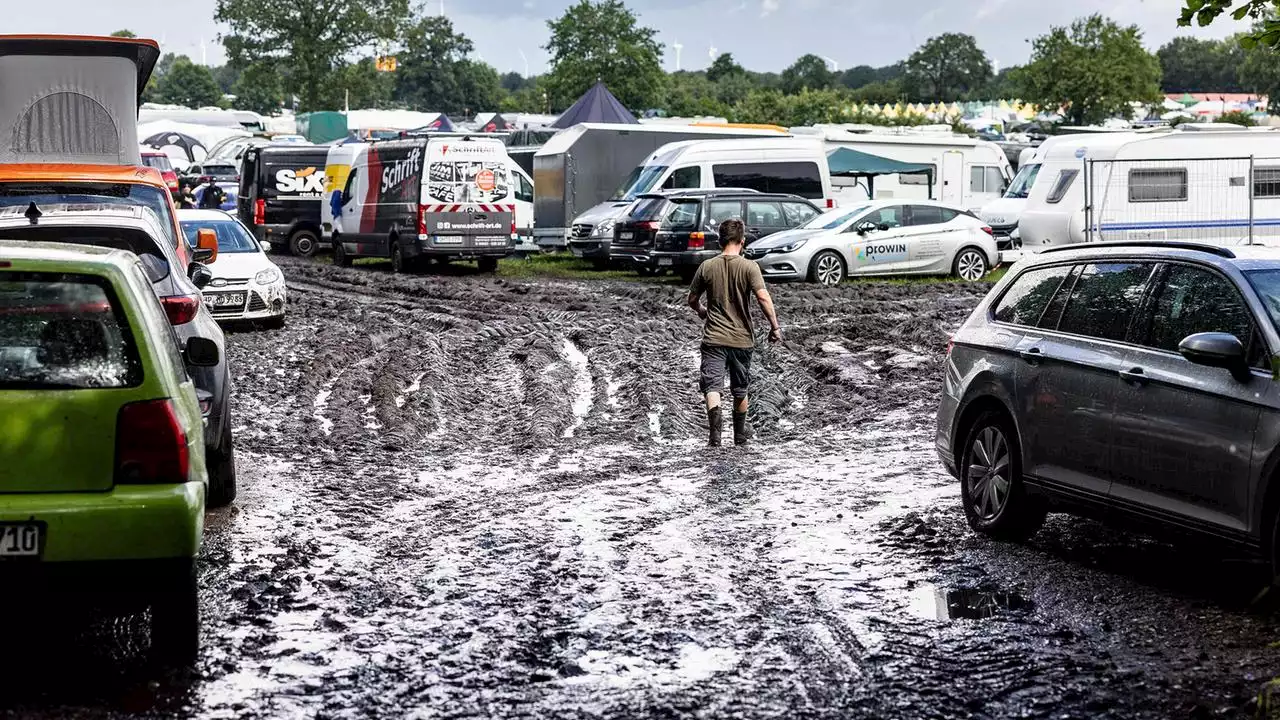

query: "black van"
left=238, top=145, right=330, bottom=256
left=612, top=189, right=821, bottom=279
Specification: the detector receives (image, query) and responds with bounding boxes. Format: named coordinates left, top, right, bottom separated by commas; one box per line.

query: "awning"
left=827, top=147, right=934, bottom=177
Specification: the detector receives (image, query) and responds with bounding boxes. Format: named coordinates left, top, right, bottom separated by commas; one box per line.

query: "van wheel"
left=958, top=410, right=1044, bottom=541
left=478, top=257, right=499, bottom=273
left=207, top=420, right=237, bottom=508
left=954, top=247, right=988, bottom=281
left=149, top=560, right=199, bottom=666
left=808, top=251, right=846, bottom=287
left=289, top=229, right=319, bottom=258
left=332, top=236, right=352, bottom=267
left=391, top=242, right=408, bottom=273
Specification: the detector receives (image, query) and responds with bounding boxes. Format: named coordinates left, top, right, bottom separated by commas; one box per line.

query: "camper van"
left=331, top=136, right=518, bottom=273
left=795, top=126, right=1014, bottom=211
left=1017, top=125, right=1280, bottom=251
left=533, top=123, right=791, bottom=249
left=566, top=136, right=833, bottom=261
left=321, top=141, right=536, bottom=250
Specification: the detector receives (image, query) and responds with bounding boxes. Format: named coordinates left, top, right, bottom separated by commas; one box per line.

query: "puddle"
left=909, top=586, right=1033, bottom=621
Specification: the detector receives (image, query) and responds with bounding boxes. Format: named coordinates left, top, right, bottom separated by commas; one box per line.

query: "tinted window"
left=1046, top=169, right=1078, bottom=204
left=515, top=173, right=533, bottom=203
left=664, top=166, right=702, bottom=190
left=745, top=201, right=785, bottom=228
left=1055, top=262, right=1154, bottom=342
left=628, top=197, right=669, bottom=220
left=863, top=206, right=903, bottom=229
left=1129, top=168, right=1187, bottom=203
left=1144, top=265, right=1253, bottom=353
left=663, top=201, right=699, bottom=229
left=993, top=265, right=1074, bottom=326
left=783, top=202, right=819, bottom=227
left=705, top=200, right=741, bottom=230
left=712, top=162, right=823, bottom=199
left=0, top=272, right=142, bottom=389
left=907, top=205, right=946, bottom=226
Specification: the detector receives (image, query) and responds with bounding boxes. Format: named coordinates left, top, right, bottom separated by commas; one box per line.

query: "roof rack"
left=1038, top=241, right=1236, bottom=258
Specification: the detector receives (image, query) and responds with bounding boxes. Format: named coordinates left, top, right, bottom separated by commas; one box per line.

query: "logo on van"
left=276, top=167, right=326, bottom=194
left=381, top=147, right=422, bottom=194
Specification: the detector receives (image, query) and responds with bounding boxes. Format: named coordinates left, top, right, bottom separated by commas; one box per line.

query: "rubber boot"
left=708, top=406, right=723, bottom=447
left=733, top=410, right=754, bottom=446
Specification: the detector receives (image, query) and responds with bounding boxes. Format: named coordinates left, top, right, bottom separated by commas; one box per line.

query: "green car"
left=0, top=240, right=216, bottom=662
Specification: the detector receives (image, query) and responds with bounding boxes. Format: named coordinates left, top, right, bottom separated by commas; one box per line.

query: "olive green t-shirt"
left=689, top=254, right=765, bottom=349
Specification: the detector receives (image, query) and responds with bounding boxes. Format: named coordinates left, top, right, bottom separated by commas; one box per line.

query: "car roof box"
left=0, top=35, right=161, bottom=166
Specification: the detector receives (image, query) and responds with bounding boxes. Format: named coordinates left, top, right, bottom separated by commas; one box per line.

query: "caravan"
left=1018, top=125, right=1280, bottom=251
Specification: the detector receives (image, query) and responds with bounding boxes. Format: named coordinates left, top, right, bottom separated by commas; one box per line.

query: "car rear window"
left=0, top=272, right=142, bottom=389
left=992, top=265, right=1074, bottom=326
left=0, top=227, right=170, bottom=280
left=628, top=197, right=670, bottom=221
left=142, top=154, right=174, bottom=173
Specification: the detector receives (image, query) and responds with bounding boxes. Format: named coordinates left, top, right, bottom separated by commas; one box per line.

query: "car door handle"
left=1018, top=347, right=1042, bottom=364
left=1119, top=367, right=1148, bottom=386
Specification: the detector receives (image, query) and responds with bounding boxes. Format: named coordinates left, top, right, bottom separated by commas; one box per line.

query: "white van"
left=330, top=136, right=522, bottom=273
left=1018, top=125, right=1280, bottom=251
left=567, top=136, right=834, bottom=260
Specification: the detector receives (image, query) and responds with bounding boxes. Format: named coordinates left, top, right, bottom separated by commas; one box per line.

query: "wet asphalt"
left=5, top=255, right=1280, bottom=719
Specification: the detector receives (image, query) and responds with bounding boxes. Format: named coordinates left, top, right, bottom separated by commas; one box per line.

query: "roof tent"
left=827, top=146, right=936, bottom=199
left=0, top=34, right=160, bottom=165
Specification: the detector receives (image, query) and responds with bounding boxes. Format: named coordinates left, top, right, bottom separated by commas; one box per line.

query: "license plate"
left=0, top=523, right=43, bottom=558
left=619, top=232, right=633, bottom=240
left=658, top=258, right=673, bottom=266
left=435, top=235, right=464, bottom=245
left=204, top=292, right=246, bottom=307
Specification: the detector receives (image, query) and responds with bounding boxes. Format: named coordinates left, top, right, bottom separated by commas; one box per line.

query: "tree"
left=393, top=15, right=495, bottom=115
left=501, top=76, right=550, bottom=113
left=501, top=72, right=531, bottom=93
left=1157, top=37, right=1244, bottom=92
left=155, top=56, right=223, bottom=108
left=1179, top=0, right=1280, bottom=48
left=543, top=0, right=663, bottom=111
left=327, top=58, right=396, bottom=109
left=903, top=33, right=992, bottom=102
left=110, top=29, right=137, bottom=38
left=732, top=88, right=790, bottom=125
left=455, top=61, right=506, bottom=116
left=1219, top=109, right=1259, bottom=125
left=840, top=65, right=878, bottom=90
left=1018, top=15, right=1162, bottom=125
left=216, top=0, right=410, bottom=112
left=707, top=53, right=745, bottom=83
left=231, top=62, right=284, bottom=115
left=1239, top=26, right=1280, bottom=111
left=664, top=71, right=729, bottom=118
left=850, top=80, right=902, bottom=105
left=780, top=54, right=834, bottom=95
left=714, top=72, right=757, bottom=106
left=211, top=65, right=241, bottom=95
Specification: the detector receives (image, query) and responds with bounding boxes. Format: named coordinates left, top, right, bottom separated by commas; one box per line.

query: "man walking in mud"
left=687, top=218, right=782, bottom=447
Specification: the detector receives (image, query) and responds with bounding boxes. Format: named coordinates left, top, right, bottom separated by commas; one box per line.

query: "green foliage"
left=849, top=80, right=902, bottom=105
left=780, top=54, right=835, bottom=94
left=902, top=33, right=993, bottom=102
left=1240, top=19, right=1280, bottom=112
left=840, top=65, right=878, bottom=90
left=543, top=0, right=664, bottom=111
left=664, top=72, right=729, bottom=118
left=730, top=89, right=790, bottom=125
left=1019, top=14, right=1162, bottom=125
left=1179, top=0, right=1280, bottom=48
left=231, top=62, right=284, bottom=115
left=1157, top=37, right=1244, bottom=91
left=706, top=53, right=745, bottom=84
left=211, top=65, right=241, bottom=95
left=110, top=29, right=137, bottom=38
left=215, top=0, right=411, bottom=112
left=330, top=58, right=396, bottom=109
left=501, top=77, right=550, bottom=113
left=154, top=56, right=223, bottom=108
left=1218, top=109, right=1258, bottom=125
left=393, top=15, right=496, bottom=115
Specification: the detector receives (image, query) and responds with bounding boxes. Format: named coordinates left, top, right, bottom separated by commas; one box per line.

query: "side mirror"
left=854, top=221, right=875, bottom=235
left=1179, top=332, right=1249, bottom=380
left=183, top=336, right=220, bottom=367
left=188, top=262, right=213, bottom=289
left=195, top=228, right=218, bottom=264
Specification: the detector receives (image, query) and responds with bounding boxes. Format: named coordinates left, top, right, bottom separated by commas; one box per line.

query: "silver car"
left=744, top=199, right=1000, bottom=286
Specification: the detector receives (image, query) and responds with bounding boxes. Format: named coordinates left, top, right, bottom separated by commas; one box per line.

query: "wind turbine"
left=672, top=39, right=683, bottom=72
left=518, top=48, right=530, bottom=78
left=708, top=44, right=718, bottom=63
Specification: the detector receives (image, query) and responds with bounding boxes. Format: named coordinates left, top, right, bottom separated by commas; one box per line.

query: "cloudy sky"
left=13, top=0, right=1252, bottom=75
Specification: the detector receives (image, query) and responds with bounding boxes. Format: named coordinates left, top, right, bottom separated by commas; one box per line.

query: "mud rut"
left=9, top=257, right=1280, bottom=719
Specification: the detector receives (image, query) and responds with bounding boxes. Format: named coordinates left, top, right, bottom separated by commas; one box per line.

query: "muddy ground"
left=6, top=255, right=1280, bottom=719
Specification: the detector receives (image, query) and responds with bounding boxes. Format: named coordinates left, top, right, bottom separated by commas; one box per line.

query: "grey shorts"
left=700, top=344, right=752, bottom=399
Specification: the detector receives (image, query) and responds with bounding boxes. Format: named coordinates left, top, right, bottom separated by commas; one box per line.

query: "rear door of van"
left=420, top=139, right=515, bottom=252
left=261, top=148, right=328, bottom=231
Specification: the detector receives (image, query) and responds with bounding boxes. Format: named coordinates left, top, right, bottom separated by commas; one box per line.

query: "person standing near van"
left=687, top=219, right=783, bottom=447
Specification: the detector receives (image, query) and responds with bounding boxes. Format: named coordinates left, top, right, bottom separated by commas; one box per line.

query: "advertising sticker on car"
left=855, top=242, right=909, bottom=263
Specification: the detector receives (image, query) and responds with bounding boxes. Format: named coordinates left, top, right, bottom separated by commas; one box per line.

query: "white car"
left=744, top=200, right=1000, bottom=286
left=178, top=209, right=287, bottom=328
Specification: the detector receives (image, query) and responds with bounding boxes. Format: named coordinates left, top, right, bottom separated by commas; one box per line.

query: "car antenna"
left=24, top=202, right=41, bottom=225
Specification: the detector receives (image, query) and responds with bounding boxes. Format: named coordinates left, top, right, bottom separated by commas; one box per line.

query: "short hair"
left=719, top=218, right=745, bottom=246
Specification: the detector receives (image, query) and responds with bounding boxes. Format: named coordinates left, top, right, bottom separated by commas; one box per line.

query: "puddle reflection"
left=909, top=586, right=1034, bottom=621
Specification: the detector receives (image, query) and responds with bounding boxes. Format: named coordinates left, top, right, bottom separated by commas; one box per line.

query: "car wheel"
left=953, top=247, right=988, bottom=281
left=207, top=419, right=237, bottom=508
left=478, top=257, right=499, bottom=273
left=289, top=229, right=319, bottom=258
left=332, top=236, right=352, bottom=268
left=808, top=250, right=846, bottom=287
left=958, top=410, right=1044, bottom=541
left=149, top=560, right=199, bottom=666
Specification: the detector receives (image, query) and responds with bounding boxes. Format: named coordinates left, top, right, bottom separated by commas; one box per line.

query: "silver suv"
left=936, top=241, right=1280, bottom=569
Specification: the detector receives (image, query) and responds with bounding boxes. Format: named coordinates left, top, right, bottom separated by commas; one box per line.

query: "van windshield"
left=1004, top=164, right=1040, bottom=199
left=0, top=183, right=179, bottom=250
left=610, top=165, right=668, bottom=202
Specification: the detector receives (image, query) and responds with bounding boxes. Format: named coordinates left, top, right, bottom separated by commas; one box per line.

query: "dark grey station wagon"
left=936, top=241, right=1280, bottom=569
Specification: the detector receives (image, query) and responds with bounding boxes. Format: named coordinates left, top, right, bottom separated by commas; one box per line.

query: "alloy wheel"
left=967, top=426, right=1011, bottom=521
left=814, top=253, right=844, bottom=286
left=957, top=250, right=986, bottom=281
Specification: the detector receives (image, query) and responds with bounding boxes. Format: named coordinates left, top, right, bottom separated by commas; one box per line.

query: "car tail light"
left=254, top=198, right=266, bottom=226
left=115, top=399, right=189, bottom=484
left=161, top=294, right=201, bottom=325
left=826, top=198, right=835, bottom=209
left=688, top=231, right=705, bottom=250
left=981, top=226, right=994, bottom=236
left=640, top=221, right=660, bottom=231
left=418, top=205, right=427, bottom=236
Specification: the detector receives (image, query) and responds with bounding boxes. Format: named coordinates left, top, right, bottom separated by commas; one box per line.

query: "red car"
left=141, top=150, right=180, bottom=197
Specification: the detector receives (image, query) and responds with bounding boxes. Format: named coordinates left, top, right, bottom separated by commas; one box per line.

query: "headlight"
left=776, top=239, right=808, bottom=253
left=255, top=267, right=280, bottom=284
left=594, top=219, right=616, bottom=237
